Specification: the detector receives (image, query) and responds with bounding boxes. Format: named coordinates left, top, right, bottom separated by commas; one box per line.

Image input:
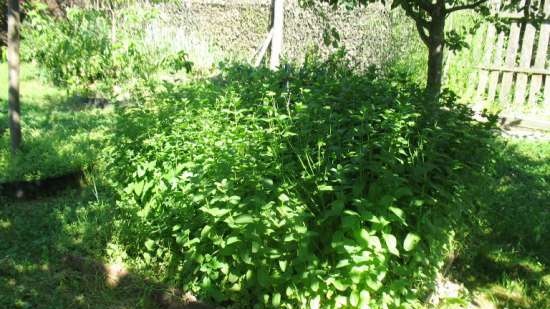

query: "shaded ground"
left=0, top=190, right=158, bottom=309
left=445, top=140, right=550, bottom=309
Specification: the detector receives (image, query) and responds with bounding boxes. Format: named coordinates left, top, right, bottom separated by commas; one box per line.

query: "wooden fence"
left=476, top=0, right=550, bottom=108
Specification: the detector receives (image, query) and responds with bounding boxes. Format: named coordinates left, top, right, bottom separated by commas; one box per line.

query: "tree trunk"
left=426, top=7, right=445, bottom=101
left=7, top=0, right=22, bottom=153
left=269, top=0, right=284, bottom=70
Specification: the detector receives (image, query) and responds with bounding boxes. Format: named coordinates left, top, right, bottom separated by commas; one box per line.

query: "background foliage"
left=22, top=3, right=192, bottom=99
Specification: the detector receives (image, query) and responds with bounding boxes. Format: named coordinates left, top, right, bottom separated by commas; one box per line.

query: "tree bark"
left=426, top=7, right=445, bottom=101
left=7, top=0, right=22, bottom=153
left=269, top=0, right=284, bottom=70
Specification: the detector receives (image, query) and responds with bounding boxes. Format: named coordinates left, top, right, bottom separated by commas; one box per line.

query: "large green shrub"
left=104, top=55, right=497, bottom=308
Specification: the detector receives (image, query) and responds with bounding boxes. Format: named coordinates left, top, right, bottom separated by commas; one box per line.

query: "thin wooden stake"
left=269, top=0, right=284, bottom=70
left=500, top=21, right=521, bottom=105
left=487, top=31, right=506, bottom=103
left=475, top=24, right=497, bottom=109
left=252, top=29, right=274, bottom=67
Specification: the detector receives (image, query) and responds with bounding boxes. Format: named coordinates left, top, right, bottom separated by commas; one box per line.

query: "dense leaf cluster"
left=104, top=54, right=497, bottom=308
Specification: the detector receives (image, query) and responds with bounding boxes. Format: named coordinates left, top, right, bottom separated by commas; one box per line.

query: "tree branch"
left=416, top=0, right=434, bottom=11
left=400, top=1, right=430, bottom=28
left=446, top=0, right=488, bottom=13
left=415, top=21, right=430, bottom=45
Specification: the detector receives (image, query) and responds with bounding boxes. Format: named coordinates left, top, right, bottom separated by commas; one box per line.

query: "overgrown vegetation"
left=99, top=54, right=498, bottom=308
left=2, top=2, right=549, bottom=309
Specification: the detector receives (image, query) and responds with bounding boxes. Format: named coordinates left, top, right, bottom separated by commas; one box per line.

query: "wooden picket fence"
left=476, top=0, right=550, bottom=108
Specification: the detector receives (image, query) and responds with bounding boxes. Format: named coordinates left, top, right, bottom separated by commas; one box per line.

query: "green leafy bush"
left=22, top=5, right=192, bottom=99
left=23, top=7, right=113, bottom=93
left=104, top=55, right=497, bottom=308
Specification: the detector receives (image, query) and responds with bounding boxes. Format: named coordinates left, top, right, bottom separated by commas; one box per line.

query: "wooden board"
left=487, top=31, right=506, bottom=103
left=513, top=22, right=536, bottom=105
left=499, top=21, right=521, bottom=105
left=528, top=0, right=550, bottom=105
left=476, top=24, right=497, bottom=105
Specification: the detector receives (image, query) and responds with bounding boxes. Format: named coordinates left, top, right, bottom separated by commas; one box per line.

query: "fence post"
left=270, top=0, right=284, bottom=70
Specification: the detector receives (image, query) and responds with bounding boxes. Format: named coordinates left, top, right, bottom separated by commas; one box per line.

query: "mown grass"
left=0, top=63, right=112, bottom=183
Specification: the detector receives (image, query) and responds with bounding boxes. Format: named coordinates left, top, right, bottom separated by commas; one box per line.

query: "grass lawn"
left=0, top=189, right=159, bottom=309
left=447, top=140, right=550, bottom=309
left=0, top=63, right=112, bottom=183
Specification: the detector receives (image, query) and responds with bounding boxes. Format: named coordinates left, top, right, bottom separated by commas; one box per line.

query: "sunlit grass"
left=0, top=63, right=112, bottom=182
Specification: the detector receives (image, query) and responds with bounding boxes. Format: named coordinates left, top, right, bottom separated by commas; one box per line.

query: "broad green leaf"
left=201, top=207, right=231, bottom=217
left=332, top=279, right=348, bottom=291
left=279, top=260, right=288, bottom=272
left=350, top=290, right=360, bottom=307
left=144, top=239, right=155, bottom=251
left=403, top=233, right=421, bottom=251
left=200, top=226, right=212, bottom=238
left=226, top=236, right=240, bottom=246
left=366, top=234, right=383, bottom=252
left=278, top=193, right=290, bottom=202
left=310, top=296, right=321, bottom=309
left=318, top=184, right=334, bottom=191
left=228, top=195, right=241, bottom=205
left=383, top=234, right=400, bottom=256
left=389, top=206, right=406, bottom=225
left=234, top=215, right=254, bottom=225
left=272, top=293, right=281, bottom=307
left=359, top=290, right=371, bottom=308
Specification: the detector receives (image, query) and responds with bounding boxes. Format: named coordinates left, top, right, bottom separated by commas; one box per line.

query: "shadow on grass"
left=0, top=189, right=129, bottom=309
left=0, top=188, right=212, bottom=309
left=450, top=141, right=550, bottom=309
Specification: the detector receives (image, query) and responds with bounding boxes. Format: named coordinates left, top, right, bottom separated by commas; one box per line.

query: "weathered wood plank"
left=513, top=21, right=536, bottom=105
left=476, top=24, right=497, bottom=104
left=500, top=21, right=521, bottom=105
left=487, top=31, right=506, bottom=103
left=528, top=0, right=550, bottom=105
